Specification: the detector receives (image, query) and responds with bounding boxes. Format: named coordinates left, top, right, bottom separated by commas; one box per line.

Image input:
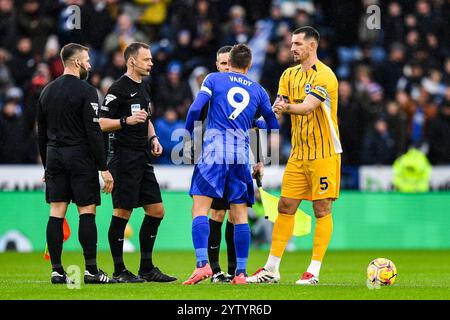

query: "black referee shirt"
left=100, top=75, right=152, bottom=151
left=37, top=74, right=107, bottom=170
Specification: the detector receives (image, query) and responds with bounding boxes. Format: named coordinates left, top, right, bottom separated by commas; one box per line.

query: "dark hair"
left=60, top=43, right=88, bottom=64
left=229, top=44, right=252, bottom=69
left=124, top=42, right=150, bottom=63
left=216, top=45, right=232, bottom=59
left=293, top=26, right=320, bottom=43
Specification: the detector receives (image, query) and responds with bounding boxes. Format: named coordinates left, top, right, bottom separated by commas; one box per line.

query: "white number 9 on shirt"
left=227, top=87, right=250, bottom=120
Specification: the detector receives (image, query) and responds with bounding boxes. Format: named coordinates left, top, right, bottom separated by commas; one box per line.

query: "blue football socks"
left=192, top=216, right=210, bottom=268
left=234, top=223, right=250, bottom=276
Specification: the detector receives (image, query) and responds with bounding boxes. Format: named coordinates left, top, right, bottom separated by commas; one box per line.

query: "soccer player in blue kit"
left=182, top=44, right=280, bottom=285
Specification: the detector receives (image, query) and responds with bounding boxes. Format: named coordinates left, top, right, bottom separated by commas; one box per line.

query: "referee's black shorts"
left=210, top=197, right=252, bottom=210
left=210, top=189, right=253, bottom=210
left=108, top=146, right=162, bottom=210
left=211, top=196, right=230, bottom=211
left=45, top=145, right=101, bottom=206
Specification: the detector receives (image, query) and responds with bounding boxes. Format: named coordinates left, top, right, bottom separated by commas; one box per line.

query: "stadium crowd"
left=0, top=0, right=449, bottom=166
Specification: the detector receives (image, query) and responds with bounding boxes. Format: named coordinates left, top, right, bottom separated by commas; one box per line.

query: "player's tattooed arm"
left=280, top=94, right=322, bottom=115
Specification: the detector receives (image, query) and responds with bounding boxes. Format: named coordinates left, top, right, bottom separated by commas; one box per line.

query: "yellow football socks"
left=311, top=213, right=333, bottom=262
left=270, top=213, right=295, bottom=258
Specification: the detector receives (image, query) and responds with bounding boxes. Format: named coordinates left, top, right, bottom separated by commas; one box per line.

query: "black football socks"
left=139, top=215, right=162, bottom=273
left=208, top=219, right=222, bottom=274
left=225, top=221, right=237, bottom=275
left=108, top=215, right=128, bottom=275
left=46, top=216, right=64, bottom=274
left=79, top=214, right=98, bottom=275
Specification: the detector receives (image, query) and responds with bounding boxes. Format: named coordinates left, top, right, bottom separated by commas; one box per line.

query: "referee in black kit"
left=37, top=43, right=115, bottom=284
left=99, top=42, right=176, bottom=283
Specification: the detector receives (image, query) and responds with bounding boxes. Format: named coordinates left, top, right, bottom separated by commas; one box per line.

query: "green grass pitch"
left=0, top=250, right=449, bottom=300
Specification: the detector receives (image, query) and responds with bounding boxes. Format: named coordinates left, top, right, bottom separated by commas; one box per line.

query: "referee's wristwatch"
left=119, top=116, right=128, bottom=128
left=149, top=135, right=159, bottom=143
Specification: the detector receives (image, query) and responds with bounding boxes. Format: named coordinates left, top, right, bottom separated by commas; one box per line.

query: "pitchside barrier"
left=0, top=191, right=449, bottom=252
left=0, top=165, right=450, bottom=191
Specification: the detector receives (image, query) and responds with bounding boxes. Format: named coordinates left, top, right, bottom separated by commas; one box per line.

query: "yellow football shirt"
left=278, top=60, right=342, bottom=160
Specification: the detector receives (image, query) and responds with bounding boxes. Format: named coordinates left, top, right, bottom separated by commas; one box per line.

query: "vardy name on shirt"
left=229, top=75, right=253, bottom=86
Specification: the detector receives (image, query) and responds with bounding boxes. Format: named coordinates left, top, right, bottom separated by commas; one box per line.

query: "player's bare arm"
left=277, top=94, right=322, bottom=115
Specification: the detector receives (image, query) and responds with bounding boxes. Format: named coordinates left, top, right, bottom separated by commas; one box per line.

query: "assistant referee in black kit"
left=37, top=43, right=115, bottom=284
left=99, top=42, right=176, bottom=283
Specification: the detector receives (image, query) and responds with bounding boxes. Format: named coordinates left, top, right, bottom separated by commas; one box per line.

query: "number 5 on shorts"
left=320, top=177, right=328, bottom=191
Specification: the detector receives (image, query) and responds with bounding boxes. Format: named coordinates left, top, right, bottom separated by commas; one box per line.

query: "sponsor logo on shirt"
left=104, top=94, right=117, bottom=106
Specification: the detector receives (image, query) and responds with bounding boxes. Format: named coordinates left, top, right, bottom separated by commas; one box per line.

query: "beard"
left=293, top=52, right=308, bottom=63
left=79, top=65, right=89, bottom=80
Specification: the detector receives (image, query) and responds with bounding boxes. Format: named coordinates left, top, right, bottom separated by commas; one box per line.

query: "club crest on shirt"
left=305, top=83, right=311, bottom=94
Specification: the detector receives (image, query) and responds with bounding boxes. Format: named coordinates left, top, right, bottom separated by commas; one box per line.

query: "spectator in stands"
left=172, top=29, right=194, bottom=65
left=409, top=92, right=427, bottom=148
left=353, top=65, right=374, bottom=101
left=0, top=87, right=37, bottom=163
left=317, top=33, right=334, bottom=68
left=82, top=0, right=115, bottom=70
left=358, top=81, right=385, bottom=136
left=188, top=66, right=208, bottom=99
left=154, top=108, right=185, bottom=164
left=260, top=44, right=292, bottom=101
left=102, top=50, right=126, bottom=80
left=221, top=5, right=252, bottom=45
left=26, top=62, right=51, bottom=119
left=0, top=48, right=12, bottom=97
left=154, top=61, right=192, bottom=118
left=189, top=0, right=220, bottom=64
left=103, top=12, right=149, bottom=55
left=134, top=0, right=171, bottom=42
left=293, top=8, right=312, bottom=29
left=397, top=61, right=424, bottom=101
left=404, top=29, right=421, bottom=60
left=99, top=76, right=114, bottom=104
left=386, top=100, right=408, bottom=158
left=426, top=90, right=450, bottom=164
left=395, top=90, right=416, bottom=141
left=0, top=0, right=17, bottom=50
left=383, top=2, right=405, bottom=48
left=421, top=68, right=446, bottom=99
left=378, top=43, right=406, bottom=100
left=361, top=116, right=397, bottom=165
left=43, top=36, right=64, bottom=79
left=338, top=80, right=364, bottom=165
left=266, top=3, right=293, bottom=43
left=16, top=0, right=54, bottom=56
left=443, top=58, right=450, bottom=85
left=414, top=0, right=437, bottom=37
left=7, top=37, right=36, bottom=90
left=149, top=39, right=172, bottom=89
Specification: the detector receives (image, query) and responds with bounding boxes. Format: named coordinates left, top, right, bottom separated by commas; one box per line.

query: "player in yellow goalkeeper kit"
left=247, top=26, right=341, bottom=285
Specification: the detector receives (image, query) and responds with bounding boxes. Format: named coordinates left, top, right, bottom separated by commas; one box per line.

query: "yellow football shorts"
left=281, top=154, right=341, bottom=201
